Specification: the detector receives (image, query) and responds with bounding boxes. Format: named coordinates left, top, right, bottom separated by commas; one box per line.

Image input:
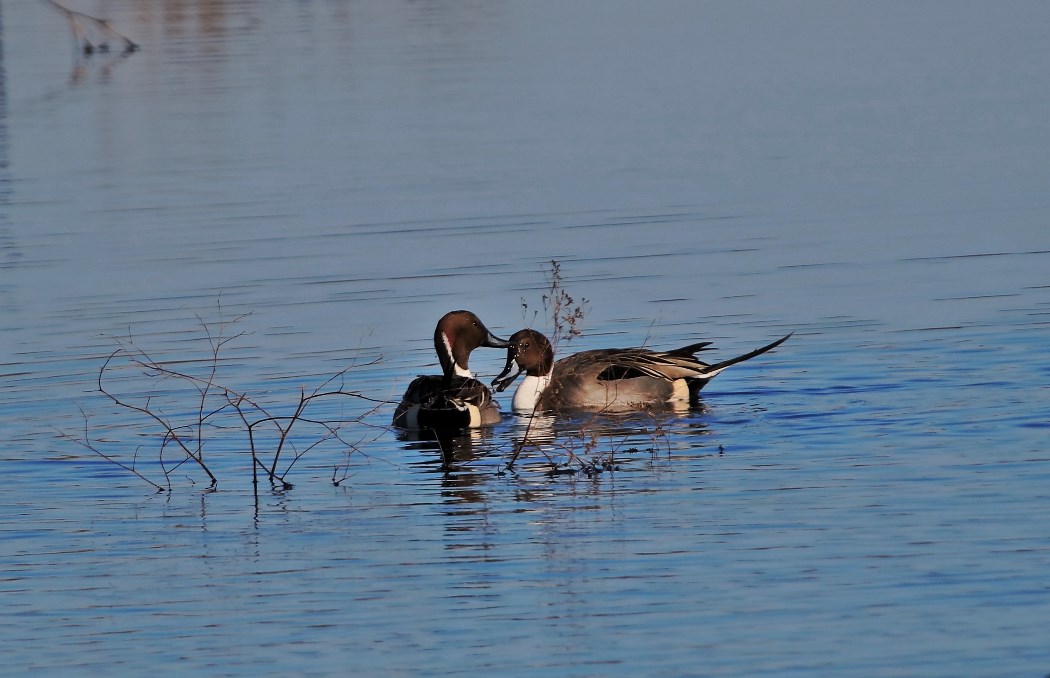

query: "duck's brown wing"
left=544, top=350, right=680, bottom=410
left=575, top=348, right=713, bottom=382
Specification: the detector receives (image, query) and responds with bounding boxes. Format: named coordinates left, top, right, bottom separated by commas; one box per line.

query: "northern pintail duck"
left=492, top=329, right=791, bottom=413
left=393, top=310, right=511, bottom=429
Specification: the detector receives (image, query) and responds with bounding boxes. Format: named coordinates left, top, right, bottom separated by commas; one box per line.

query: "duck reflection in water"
left=397, top=425, right=494, bottom=472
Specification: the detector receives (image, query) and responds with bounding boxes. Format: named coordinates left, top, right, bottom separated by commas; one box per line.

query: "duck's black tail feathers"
left=686, top=332, right=792, bottom=403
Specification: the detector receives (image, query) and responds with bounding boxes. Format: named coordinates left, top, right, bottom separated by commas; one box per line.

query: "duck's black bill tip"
left=484, top=333, right=512, bottom=349
left=491, top=367, right=522, bottom=392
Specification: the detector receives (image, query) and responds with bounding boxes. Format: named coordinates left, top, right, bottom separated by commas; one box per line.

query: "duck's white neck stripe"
left=442, top=333, right=475, bottom=378
left=512, top=373, right=552, bottom=412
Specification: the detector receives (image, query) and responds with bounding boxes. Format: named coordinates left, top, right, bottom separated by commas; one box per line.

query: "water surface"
left=2, top=1, right=1049, bottom=675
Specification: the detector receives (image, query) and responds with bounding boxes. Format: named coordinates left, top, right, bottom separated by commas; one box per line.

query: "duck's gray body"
left=494, top=329, right=791, bottom=413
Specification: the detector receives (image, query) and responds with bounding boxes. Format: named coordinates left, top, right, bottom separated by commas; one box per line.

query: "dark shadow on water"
left=394, top=404, right=715, bottom=507
left=495, top=404, right=714, bottom=477
left=397, top=426, right=494, bottom=471
left=397, top=427, right=501, bottom=506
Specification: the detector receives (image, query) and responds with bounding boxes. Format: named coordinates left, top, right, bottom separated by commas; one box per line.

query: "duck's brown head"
left=491, top=328, right=554, bottom=392
left=434, top=310, right=510, bottom=379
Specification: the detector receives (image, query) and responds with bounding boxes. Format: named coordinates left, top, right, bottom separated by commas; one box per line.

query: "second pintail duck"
left=492, top=328, right=791, bottom=413
left=393, top=310, right=510, bottom=430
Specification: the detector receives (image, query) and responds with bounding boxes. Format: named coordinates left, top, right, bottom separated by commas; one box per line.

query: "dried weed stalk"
left=504, top=261, right=678, bottom=477
left=45, top=0, right=139, bottom=56
left=61, top=302, right=385, bottom=494
left=541, top=259, right=587, bottom=349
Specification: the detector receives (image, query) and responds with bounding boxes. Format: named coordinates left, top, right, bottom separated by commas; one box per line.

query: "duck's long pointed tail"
left=685, top=332, right=793, bottom=402
left=701, top=332, right=793, bottom=379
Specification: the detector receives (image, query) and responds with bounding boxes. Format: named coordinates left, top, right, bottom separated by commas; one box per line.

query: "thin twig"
left=45, top=0, right=139, bottom=55
left=54, top=408, right=166, bottom=492
left=99, top=349, right=218, bottom=486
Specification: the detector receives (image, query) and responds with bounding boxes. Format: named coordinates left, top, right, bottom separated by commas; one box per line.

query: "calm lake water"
left=3, top=1, right=1050, bottom=675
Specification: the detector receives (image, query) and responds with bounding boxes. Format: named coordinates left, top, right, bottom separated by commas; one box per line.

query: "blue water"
left=3, top=1, right=1049, bottom=675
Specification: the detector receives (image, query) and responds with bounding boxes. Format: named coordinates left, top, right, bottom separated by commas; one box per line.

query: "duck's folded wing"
left=592, top=349, right=712, bottom=382
left=664, top=341, right=715, bottom=358
left=592, top=333, right=790, bottom=383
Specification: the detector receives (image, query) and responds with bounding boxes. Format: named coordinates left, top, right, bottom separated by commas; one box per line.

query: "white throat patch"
left=442, top=332, right=474, bottom=378
left=512, top=374, right=551, bottom=411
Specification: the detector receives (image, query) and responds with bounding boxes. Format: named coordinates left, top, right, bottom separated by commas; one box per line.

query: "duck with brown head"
left=393, top=310, right=511, bottom=430
left=493, top=328, right=791, bottom=413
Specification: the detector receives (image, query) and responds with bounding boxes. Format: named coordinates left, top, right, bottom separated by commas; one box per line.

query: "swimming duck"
left=491, top=329, right=791, bottom=413
left=393, top=310, right=511, bottom=429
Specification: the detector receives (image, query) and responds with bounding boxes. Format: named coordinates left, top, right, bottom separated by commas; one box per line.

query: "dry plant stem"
left=508, top=262, right=672, bottom=477
left=332, top=423, right=393, bottom=486
left=223, top=366, right=386, bottom=486
left=507, top=260, right=589, bottom=472
left=264, top=367, right=386, bottom=480
left=88, top=305, right=387, bottom=492
left=45, top=0, right=139, bottom=55
left=506, top=414, right=600, bottom=475
left=505, top=407, right=537, bottom=469
left=105, top=307, right=252, bottom=487
left=542, top=259, right=587, bottom=348
left=57, top=408, right=167, bottom=493
left=98, top=349, right=219, bottom=487
left=229, top=395, right=263, bottom=494
left=195, top=310, right=236, bottom=464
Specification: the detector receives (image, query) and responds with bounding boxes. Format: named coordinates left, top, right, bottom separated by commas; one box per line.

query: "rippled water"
left=3, top=1, right=1050, bottom=675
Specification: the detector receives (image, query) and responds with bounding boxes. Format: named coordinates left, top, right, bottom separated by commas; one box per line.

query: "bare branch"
left=54, top=409, right=165, bottom=492
left=98, top=349, right=218, bottom=486
left=44, top=0, right=139, bottom=55
left=65, top=301, right=391, bottom=494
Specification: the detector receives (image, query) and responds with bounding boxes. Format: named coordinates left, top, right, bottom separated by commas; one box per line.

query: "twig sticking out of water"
left=45, top=0, right=139, bottom=56
left=518, top=260, right=588, bottom=356
left=505, top=260, right=592, bottom=472
left=504, top=406, right=674, bottom=478
left=542, top=259, right=588, bottom=350
left=502, top=262, right=682, bottom=477
left=61, top=300, right=386, bottom=494
left=63, top=405, right=167, bottom=493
